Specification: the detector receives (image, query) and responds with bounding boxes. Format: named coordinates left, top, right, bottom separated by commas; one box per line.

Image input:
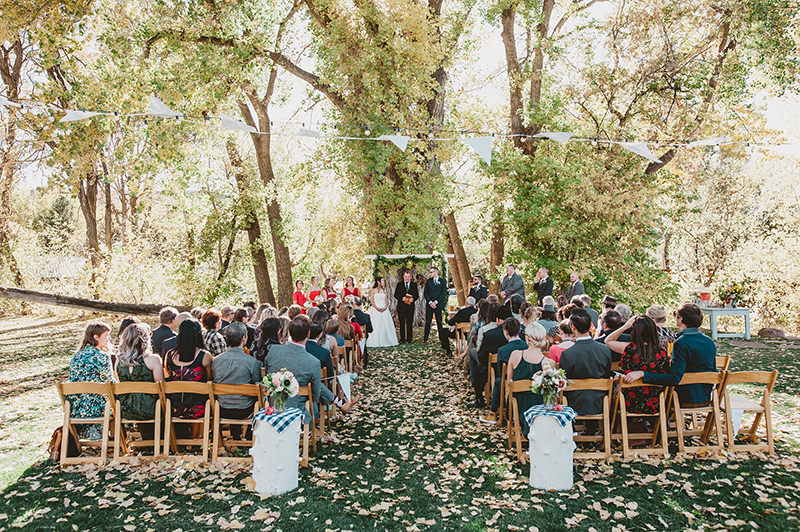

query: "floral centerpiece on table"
left=715, top=278, right=752, bottom=308
left=530, top=367, right=568, bottom=408
left=262, top=368, right=299, bottom=413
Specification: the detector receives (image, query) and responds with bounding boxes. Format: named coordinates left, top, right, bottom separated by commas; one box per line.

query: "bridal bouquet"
left=262, top=368, right=299, bottom=413
left=530, top=367, right=568, bottom=408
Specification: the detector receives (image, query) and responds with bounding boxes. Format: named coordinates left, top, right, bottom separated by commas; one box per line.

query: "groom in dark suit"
left=423, top=266, right=452, bottom=356
left=394, top=269, right=419, bottom=343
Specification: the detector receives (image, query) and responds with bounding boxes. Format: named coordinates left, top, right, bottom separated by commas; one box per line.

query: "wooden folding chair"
left=297, top=384, right=317, bottom=467
left=670, top=372, right=726, bottom=455
left=720, top=370, right=778, bottom=454
left=561, top=378, right=614, bottom=461
left=455, top=323, right=471, bottom=353
left=485, top=353, right=497, bottom=409
left=611, top=361, right=621, bottom=372
left=317, top=367, right=331, bottom=437
left=506, top=380, right=533, bottom=463
left=716, top=355, right=731, bottom=372
left=110, top=382, right=163, bottom=461
left=56, top=382, right=116, bottom=467
left=611, top=379, right=669, bottom=459
left=341, top=339, right=356, bottom=372
left=496, top=361, right=507, bottom=424
left=211, top=383, right=263, bottom=462
left=161, top=381, right=214, bottom=462
left=666, top=340, right=674, bottom=359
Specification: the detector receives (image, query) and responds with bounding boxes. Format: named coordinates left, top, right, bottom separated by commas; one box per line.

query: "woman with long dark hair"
left=606, top=315, right=669, bottom=414
left=254, top=317, right=282, bottom=366
left=164, top=319, right=213, bottom=432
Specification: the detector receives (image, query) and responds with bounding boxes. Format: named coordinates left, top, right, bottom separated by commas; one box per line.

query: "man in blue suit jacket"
left=624, top=303, right=716, bottom=405
left=423, top=266, right=452, bottom=356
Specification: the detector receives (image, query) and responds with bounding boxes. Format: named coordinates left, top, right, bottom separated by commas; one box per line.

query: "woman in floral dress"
left=68, top=321, right=115, bottom=439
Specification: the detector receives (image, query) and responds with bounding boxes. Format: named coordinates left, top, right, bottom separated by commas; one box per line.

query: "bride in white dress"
left=367, top=278, right=399, bottom=347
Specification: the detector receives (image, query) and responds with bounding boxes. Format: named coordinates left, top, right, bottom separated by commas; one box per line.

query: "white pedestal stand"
left=529, top=415, right=576, bottom=491
left=250, top=417, right=301, bottom=496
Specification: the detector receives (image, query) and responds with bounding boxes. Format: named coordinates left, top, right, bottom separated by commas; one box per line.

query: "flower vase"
left=272, top=394, right=287, bottom=414
left=542, top=391, right=557, bottom=410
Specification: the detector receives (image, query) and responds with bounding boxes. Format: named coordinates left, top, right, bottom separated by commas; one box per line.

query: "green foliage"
left=372, top=253, right=448, bottom=283
left=31, top=195, right=75, bottom=252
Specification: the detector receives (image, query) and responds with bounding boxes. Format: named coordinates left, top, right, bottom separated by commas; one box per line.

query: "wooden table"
left=701, top=307, right=751, bottom=341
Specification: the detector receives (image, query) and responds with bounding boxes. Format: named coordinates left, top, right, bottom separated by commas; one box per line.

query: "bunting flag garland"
left=460, top=136, right=493, bottom=165
left=617, top=142, right=663, bottom=163
left=377, top=134, right=410, bottom=152
left=0, top=94, right=795, bottom=167
left=220, top=113, right=256, bottom=132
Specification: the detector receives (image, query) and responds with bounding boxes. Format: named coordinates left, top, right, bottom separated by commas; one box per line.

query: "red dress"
left=293, top=290, right=307, bottom=308
left=322, top=288, right=338, bottom=301
left=307, top=290, right=321, bottom=306
left=343, top=287, right=360, bottom=299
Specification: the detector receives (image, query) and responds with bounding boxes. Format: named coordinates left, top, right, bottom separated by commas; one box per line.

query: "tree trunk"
left=239, top=95, right=293, bottom=307
left=0, top=285, right=191, bottom=315
left=103, top=180, right=113, bottom=251
left=444, top=211, right=471, bottom=300
left=226, top=138, right=277, bottom=306
left=117, top=178, right=128, bottom=246
left=77, top=174, right=101, bottom=298
left=489, top=209, right=505, bottom=296
left=446, top=238, right=465, bottom=306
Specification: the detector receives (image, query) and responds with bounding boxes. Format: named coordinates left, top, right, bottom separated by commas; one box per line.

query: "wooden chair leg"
left=673, top=392, right=685, bottom=454
left=659, top=393, right=669, bottom=457
left=620, top=398, right=630, bottom=459
left=202, top=401, right=210, bottom=463
left=603, top=397, right=611, bottom=461
left=154, top=402, right=162, bottom=457
left=212, top=402, right=221, bottom=462
left=164, top=402, right=172, bottom=457
left=301, top=423, right=309, bottom=467
left=713, top=394, right=724, bottom=450
left=749, top=411, right=764, bottom=444
left=100, top=402, right=111, bottom=466
left=765, top=402, right=774, bottom=454
left=114, top=400, right=122, bottom=461
left=61, top=406, right=71, bottom=468
left=724, top=393, right=735, bottom=450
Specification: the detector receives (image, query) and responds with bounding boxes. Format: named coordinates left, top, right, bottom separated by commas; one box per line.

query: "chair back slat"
left=677, top=371, right=725, bottom=386
left=508, top=379, right=532, bottom=393
left=58, top=382, right=113, bottom=396
left=113, top=382, right=161, bottom=395
left=489, top=353, right=497, bottom=364
left=160, top=381, right=214, bottom=403
left=724, top=370, right=777, bottom=386
left=564, top=378, right=614, bottom=392
left=212, top=383, right=261, bottom=397
left=716, top=355, right=731, bottom=372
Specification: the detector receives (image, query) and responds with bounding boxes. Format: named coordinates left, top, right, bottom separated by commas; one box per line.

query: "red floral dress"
left=619, top=343, right=670, bottom=414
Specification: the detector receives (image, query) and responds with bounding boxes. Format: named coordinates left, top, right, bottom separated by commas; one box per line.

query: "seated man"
left=266, top=315, right=357, bottom=421
left=161, top=311, right=193, bottom=355
left=306, top=322, right=335, bottom=391
left=471, top=305, right=512, bottom=413
left=491, top=317, right=527, bottom=412
left=211, top=322, right=263, bottom=439
left=624, top=303, right=716, bottom=406
left=151, top=306, right=178, bottom=355
left=559, top=309, right=612, bottom=415
left=594, top=309, right=631, bottom=358
left=448, top=296, right=478, bottom=338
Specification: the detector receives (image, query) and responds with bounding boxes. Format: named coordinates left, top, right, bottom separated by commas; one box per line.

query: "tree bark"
left=226, top=138, right=276, bottom=306
left=446, top=238, right=465, bottom=306
left=489, top=214, right=505, bottom=296
left=77, top=174, right=101, bottom=298
left=239, top=93, right=293, bottom=308
left=444, top=211, right=471, bottom=301
left=103, top=180, right=113, bottom=251
left=0, top=285, right=191, bottom=315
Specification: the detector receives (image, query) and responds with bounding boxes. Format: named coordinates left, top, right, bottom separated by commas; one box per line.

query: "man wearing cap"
left=647, top=304, right=677, bottom=348
left=533, top=267, right=553, bottom=306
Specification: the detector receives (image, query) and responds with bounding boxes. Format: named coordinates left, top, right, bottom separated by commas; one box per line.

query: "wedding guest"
left=520, top=304, right=540, bottom=337
left=307, top=276, right=322, bottom=307
left=500, top=264, right=525, bottom=302
left=565, top=272, right=585, bottom=302
left=537, top=296, right=559, bottom=337
left=312, top=311, right=339, bottom=365
left=293, top=280, right=308, bottom=310
left=220, top=305, right=235, bottom=329
left=68, top=321, right=115, bottom=439
left=254, top=317, right=282, bottom=366
left=469, top=275, right=489, bottom=302
left=624, top=303, right=716, bottom=406
left=288, top=305, right=304, bottom=320
left=556, top=294, right=569, bottom=308
left=160, top=312, right=192, bottom=357
left=277, top=315, right=290, bottom=343
left=607, top=315, right=670, bottom=416
left=326, top=317, right=345, bottom=347
left=164, top=319, right=214, bottom=438
left=116, top=316, right=139, bottom=342
left=266, top=316, right=357, bottom=421
left=601, top=295, right=618, bottom=311
left=486, top=294, right=500, bottom=304
left=547, top=320, right=575, bottom=363
left=116, top=322, right=164, bottom=441
left=306, top=322, right=335, bottom=390
left=533, top=267, right=553, bottom=305
left=646, top=304, right=677, bottom=348
left=201, top=309, right=227, bottom=357
left=506, top=322, right=551, bottom=437
left=278, top=306, right=289, bottom=316
left=449, top=296, right=477, bottom=327
left=470, top=305, right=511, bottom=411
left=190, top=307, right=205, bottom=321
left=151, top=307, right=178, bottom=355
left=509, top=295, right=524, bottom=321
left=580, top=294, right=599, bottom=328
left=343, top=276, right=361, bottom=299
left=254, top=304, right=274, bottom=323
left=560, top=309, right=611, bottom=415
left=322, top=278, right=338, bottom=301
left=211, top=322, right=262, bottom=439
left=594, top=309, right=630, bottom=354
left=616, top=303, right=632, bottom=321
left=492, top=317, right=527, bottom=413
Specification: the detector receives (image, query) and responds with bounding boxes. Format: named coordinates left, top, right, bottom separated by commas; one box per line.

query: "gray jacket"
left=265, top=343, right=334, bottom=421
left=565, top=280, right=585, bottom=302
left=211, top=347, right=262, bottom=410
left=500, top=272, right=525, bottom=300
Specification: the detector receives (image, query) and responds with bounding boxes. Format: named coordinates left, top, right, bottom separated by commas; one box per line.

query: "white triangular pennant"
left=617, top=142, right=662, bottom=163
left=460, top=136, right=493, bottom=166
left=532, top=131, right=574, bottom=144
left=687, top=136, right=731, bottom=148
left=146, top=95, right=183, bottom=119
left=337, top=372, right=351, bottom=401
left=298, top=128, right=321, bottom=138
left=220, top=113, right=256, bottom=132
left=59, top=110, right=103, bottom=123
left=377, top=134, right=410, bottom=152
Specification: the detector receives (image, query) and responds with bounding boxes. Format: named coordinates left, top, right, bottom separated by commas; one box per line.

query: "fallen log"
left=0, top=286, right=191, bottom=316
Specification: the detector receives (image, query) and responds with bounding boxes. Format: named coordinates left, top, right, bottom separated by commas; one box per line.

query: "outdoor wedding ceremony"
left=1, top=0, right=799, bottom=530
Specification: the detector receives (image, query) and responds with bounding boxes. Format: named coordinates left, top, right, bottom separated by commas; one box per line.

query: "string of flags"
left=1, top=95, right=795, bottom=167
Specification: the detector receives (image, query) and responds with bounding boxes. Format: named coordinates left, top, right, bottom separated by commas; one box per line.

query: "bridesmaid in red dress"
left=322, top=278, right=338, bottom=301
left=292, top=280, right=307, bottom=310
left=343, top=276, right=361, bottom=301
left=307, top=276, right=322, bottom=307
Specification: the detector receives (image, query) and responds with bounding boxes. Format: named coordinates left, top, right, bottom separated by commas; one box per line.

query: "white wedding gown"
left=367, top=292, right=399, bottom=347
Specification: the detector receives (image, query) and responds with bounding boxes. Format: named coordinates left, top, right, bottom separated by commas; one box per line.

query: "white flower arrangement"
left=530, top=367, right=568, bottom=406
left=262, top=368, right=299, bottom=411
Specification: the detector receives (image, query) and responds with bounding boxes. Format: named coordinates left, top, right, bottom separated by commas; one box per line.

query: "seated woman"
left=68, top=321, right=115, bottom=439
left=164, top=319, right=214, bottom=438
left=201, top=309, right=227, bottom=357
left=326, top=317, right=345, bottom=347
left=547, top=320, right=575, bottom=364
left=506, top=322, right=553, bottom=437
left=254, top=317, right=282, bottom=367
left=116, top=322, right=165, bottom=442
left=312, top=311, right=339, bottom=368
left=606, top=315, right=670, bottom=416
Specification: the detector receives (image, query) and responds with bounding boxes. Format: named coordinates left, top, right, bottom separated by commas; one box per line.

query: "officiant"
left=394, top=269, right=419, bottom=343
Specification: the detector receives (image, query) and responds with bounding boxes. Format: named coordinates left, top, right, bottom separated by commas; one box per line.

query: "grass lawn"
left=1, top=317, right=799, bottom=531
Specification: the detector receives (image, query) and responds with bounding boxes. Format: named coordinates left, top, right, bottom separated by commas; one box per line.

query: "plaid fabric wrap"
left=251, top=407, right=303, bottom=433
left=524, top=405, right=578, bottom=428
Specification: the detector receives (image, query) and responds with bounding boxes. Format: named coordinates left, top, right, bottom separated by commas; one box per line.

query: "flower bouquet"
left=530, top=367, right=568, bottom=408
left=262, top=368, right=299, bottom=413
